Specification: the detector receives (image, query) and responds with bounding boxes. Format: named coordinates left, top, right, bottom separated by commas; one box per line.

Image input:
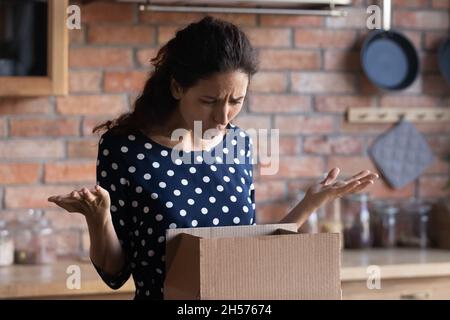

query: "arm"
left=49, top=134, right=132, bottom=288
left=279, top=197, right=318, bottom=230
left=85, top=204, right=126, bottom=276
left=280, top=168, right=379, bottom=231
left=48, top=185, right=127, bottom=277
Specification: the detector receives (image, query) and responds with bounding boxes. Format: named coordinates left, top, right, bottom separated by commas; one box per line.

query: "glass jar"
left=342, top=193, right=373, bottom=249
left=32, top=211, right=57, bottom=265
left=13, top=209, right=57, bottom=265
left=318, top=198, right=344, bottom=249
left=397, top=199, right=431, bottom=248
left=371, top=200, right=399, bottom=248
left=13, top=212, right=36, bottom=264
left=0, top=220, right=14, bottom=267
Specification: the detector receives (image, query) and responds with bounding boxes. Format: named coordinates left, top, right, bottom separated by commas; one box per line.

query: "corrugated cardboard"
left=164, top=223, right=341, bottom=300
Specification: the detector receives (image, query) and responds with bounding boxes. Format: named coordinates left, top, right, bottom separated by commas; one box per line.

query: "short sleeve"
left=93, top=133, right=132, bottom=289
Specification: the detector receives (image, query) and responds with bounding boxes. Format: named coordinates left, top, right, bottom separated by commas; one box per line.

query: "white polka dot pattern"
left=95, top=124, right=256, bottom=300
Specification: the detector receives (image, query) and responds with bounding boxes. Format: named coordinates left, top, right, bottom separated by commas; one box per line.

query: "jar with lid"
left=32, top=211, right=57, bottom=264
left=342, top=193, right=373, bottom=249
left=0, top=220, right=14, bottom=267
left=13, top=211, right=36, bottom=264
left=13, top=210, right=57, bottom=264
left=397, top=199, right=431, bottom=248
left=371, top=200, right=399, bottom=248
left=318, top=198, right=344, bottom=249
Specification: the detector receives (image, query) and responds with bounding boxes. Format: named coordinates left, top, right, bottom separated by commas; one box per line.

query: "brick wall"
left=0, top=0, right=449, bottom=241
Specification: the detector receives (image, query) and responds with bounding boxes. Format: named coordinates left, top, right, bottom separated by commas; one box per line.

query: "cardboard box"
left=164, top=223, right=342, bottom=300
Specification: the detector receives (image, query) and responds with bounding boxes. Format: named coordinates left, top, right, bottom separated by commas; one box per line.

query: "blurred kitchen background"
left=0, top=0, right=449, bottom=299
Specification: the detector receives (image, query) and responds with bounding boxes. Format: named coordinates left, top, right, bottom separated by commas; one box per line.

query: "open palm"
left=305, top=168, right=379, bottom=209
left=48, top=185, right=111, bottom=222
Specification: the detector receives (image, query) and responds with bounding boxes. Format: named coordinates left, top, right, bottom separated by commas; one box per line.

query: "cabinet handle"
left=400, top=292, right=431, bottom=300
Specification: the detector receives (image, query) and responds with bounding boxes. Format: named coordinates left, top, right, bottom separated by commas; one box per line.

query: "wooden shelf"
left=347, top=107, right=450, bottom=123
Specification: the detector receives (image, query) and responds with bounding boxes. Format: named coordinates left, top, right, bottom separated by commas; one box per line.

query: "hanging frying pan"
left=438, top=15, right=450, bottom=85
left=361, top=0, right=419, bottom=91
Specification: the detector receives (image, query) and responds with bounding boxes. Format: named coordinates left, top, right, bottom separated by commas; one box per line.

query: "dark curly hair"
left=93, top=16, right=259, bottom=135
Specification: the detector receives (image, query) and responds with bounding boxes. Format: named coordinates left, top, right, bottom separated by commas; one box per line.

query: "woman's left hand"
left=304, top=168, right=379, bottom=210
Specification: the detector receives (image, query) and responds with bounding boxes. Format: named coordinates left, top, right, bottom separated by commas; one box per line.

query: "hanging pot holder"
left=369, top=119, right=434, bottom=189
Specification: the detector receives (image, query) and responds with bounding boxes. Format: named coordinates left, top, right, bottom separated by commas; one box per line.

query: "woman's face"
left=171, top=70, right=249, bottom=136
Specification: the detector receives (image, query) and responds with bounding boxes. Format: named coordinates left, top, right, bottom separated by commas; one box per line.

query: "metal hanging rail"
left=135, top=0, right=348, bottom=17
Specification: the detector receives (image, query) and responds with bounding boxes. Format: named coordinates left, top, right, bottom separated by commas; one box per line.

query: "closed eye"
left=201, top=100, right=216, bottom=105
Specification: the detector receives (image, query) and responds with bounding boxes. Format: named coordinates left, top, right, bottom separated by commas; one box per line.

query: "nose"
left=213, top=103, right=229, bottom=126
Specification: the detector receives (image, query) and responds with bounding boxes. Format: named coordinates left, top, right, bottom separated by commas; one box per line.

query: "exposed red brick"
left=56, top=95, right=128, bottom=116
left=0, top=163, right=41, bottom=184
left=88, top=25, right=155, bottom=45
left=291, top=72, right=356, bottom=93
left=315, top=95, right=376, bottom=113
left=419, top=176, right=450, bottom=198
left=244, top=28, right=291, bottom=48
left=254, top=180, right=287, bottom=202
left=249, top=94, right=311, bottom=113
left=0, top=140, right=64, bottom=159
left=260, top=15, right=323, bottom=27
left=10, top=118, right=80, bottom=137
left=259, top=50, right=320, bottom=70
left=44, top=162, right=96, bottom=183
left=295, top=29, right=357, bottom=49
left=81, top=2, right=134, bottom=23
left=0, top=98, right=52, bottom=115
left=69, top=48, right=132, bottom=68
left=250, top=72, right=288, bottom=93
left=69, top=71, right=102, bottom=94
left=104, top=71, right=148, bottom=93
left=67, top=140, right=99, bottom=159
left=275, top=115, right=335, bottom=135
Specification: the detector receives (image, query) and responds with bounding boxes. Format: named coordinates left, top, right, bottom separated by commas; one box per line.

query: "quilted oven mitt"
left=369, top=119, right=435, bottom=189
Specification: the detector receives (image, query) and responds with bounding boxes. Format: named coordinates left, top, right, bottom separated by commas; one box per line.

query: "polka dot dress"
left=93, top=123, right=256, bottom=300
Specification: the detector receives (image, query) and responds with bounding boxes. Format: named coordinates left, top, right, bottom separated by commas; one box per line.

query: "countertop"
left=341, top=248, right=450, bottom=281
left=2, top=249, right=450, bottom=299
left=0, top=258, right=135, bottom=299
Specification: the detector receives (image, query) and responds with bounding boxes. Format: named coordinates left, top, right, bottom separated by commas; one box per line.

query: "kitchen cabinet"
left=0, top=0, right=68, bottom=96
left=342, top=249, right=450, bottom=300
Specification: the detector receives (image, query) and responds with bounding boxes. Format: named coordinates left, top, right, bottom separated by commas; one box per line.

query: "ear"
left=170, top=78, right=184, bottom=100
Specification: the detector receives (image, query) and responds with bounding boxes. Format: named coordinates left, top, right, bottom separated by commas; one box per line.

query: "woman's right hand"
left=48, top=185, right=111, bottom=225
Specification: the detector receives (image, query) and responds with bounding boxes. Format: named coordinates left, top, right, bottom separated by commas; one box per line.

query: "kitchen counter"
left=342, top=248, right=450, bottom=281
left=1, top=249, right=450, bottom=299
left=0, top=259, right=135, bottom=299
left=342, top=249, right=450, bottom=299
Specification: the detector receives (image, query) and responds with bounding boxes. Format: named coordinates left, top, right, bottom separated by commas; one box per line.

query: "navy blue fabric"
left=94, top=123, right=256, bottom=299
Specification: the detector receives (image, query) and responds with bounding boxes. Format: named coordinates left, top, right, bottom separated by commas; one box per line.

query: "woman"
left=48, top=16, right=378, bottom=300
